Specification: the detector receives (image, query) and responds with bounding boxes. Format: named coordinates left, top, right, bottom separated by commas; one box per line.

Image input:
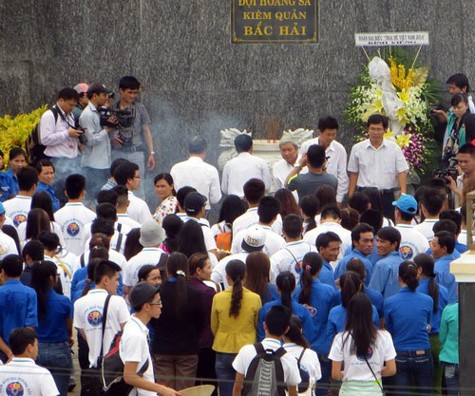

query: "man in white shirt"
left=79, top=83, right=116, bottom=204
left=233, top=179, right=282, bottom=238
left=270, top=214, right=316, bottom=283
left=0, top=328, right=59, bottom=396
left=54, top=174, right=97, bottom=256
left=299, top=116, right=349, bottom=203
left=74, top=260, right=130, bottom=393
left=221, top=134, right=272, bottom=197
left=415, top=188, right=445, bottom=241
left=171, top=137, right=221, bottom=210
left=112, top=185, right=141, bottom=229
left=392, top=194, right=429, bottom=259
left=0, top=203, right=19, bottom=258
left=113, top=161, right=153, bottom=225
left=233, top=305, right=301, bottom=396
left=348, top=114, right=409, bottom=220
left=4, top=166, right=38, bottom=228
left=272, top=137, right=299, bottom=200
left=120, top=282, right=179, bottom=396
left=124, top=221, right=166, bottom=292
left=446, top=143, right=475, bottom=208
left=232, top=196, right=285, bottom=256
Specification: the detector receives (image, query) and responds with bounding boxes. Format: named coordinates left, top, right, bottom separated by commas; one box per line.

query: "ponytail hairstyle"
left=414, top=253, right=439, bottom=312
left=31, top=260, right=57, bottom=321
left=340, top=271, right=364, bottom=309
left=343, top=293, right=377, bottom=357
left=286, top=315, right=310, bottom=348
left=399, top=261, right=419, bottom=291
left=226, top=259, right=246, bottom=318
left=276, top=271, right=296, bottom=315
left=298, top=252, right=323, bottom=305
left=188, top=253, right=210, bottom=277
left=89, top=233, right=110, bottom=251
left=82, top=258, right=103, bottom=297
left=166, top=252, right=189, bottom=320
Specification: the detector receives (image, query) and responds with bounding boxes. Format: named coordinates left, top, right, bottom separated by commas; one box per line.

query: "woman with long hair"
left=384, top=261, right=434, bottom=395
left=153, top=173, right=178, bottom=224
left=243, top=251, right=278, bottom=304
left=211, top=260, right=261, bottom=396
left=258, top=271, right=315, bottom=344
left=151, top=252, right=205, bottom=390
left=414, top=253, right=449, bottom=394
left=211, top=195, right=246, bottom=252
left=329, top=293, right=396, bottom=395
left=137, top=264, right=162, bottom=286
left=31, top=260, right=73, bottom=396
left=160, top=214, right=183, bottom=254
left=283, top=315, right=322, bottom=395
left=123, top=228, right=143, bottom=261
left=24, top=208, right=51, bottom=243
left=177, top=220, right=218, bottom=267
left=299, top=195, right=319, bottom=234
left=188, top=253, right=217, bottom=389
left=275, top=188, right=301, bottom=219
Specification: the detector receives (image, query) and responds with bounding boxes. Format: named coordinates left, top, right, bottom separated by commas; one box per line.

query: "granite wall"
left=1, top=0, right=475, bottom=171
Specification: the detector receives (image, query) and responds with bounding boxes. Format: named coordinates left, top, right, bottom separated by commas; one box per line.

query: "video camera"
left=433, top=154, right=459, bottom=185
left=97, top=107, right=134, bottom=128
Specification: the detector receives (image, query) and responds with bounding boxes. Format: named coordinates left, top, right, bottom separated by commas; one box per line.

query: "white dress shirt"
left=39, top=104, right=79, bottom=158
left=347, top=139, right=409, bottom=190
left=127, top=191, right=153, bottom=225
left=272, top=159, right=299, bottom=201
left=299, top=137, right=349, bottom=202
left=170, top=156, right=222, bottom=209
left=221, top=152, right=273, bottom=197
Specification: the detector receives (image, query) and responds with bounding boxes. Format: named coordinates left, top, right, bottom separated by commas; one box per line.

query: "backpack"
left=296, top=348, right=310, bottom=394
left=215, top=223, right=232, bottom=251
left=25, top=106, right=60, bottom=166
left=243, top=343, right=286, bottom=396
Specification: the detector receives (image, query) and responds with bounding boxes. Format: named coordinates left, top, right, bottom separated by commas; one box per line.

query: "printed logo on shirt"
left=399, top=244, right=414, bottom=260
left=303, top=304, right=317, bottom=317
left=12, top=214, right=26, bottom=228
left=356, top=347, right=374, bottom=362
left=294, top=260, right=304, bottom=275
left=87, top=310, right=103, bottom=327
left=6, top=382, right=24, bottom=396
left=66, top=222, right=81, bottom=237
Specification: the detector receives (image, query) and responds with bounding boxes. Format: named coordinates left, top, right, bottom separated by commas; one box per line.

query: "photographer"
left=111, top=76, right=156, bottom=199
left=446, top=144, right=475, bottom=207
left=79, top=83, right=117, bottom=204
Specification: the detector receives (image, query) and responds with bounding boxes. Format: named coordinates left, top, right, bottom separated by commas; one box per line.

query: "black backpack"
left=25, top=106, right=60, bottom=166
left=296, top=348, right=310, bottom=394
left=243, top=343, right=286, bottom=396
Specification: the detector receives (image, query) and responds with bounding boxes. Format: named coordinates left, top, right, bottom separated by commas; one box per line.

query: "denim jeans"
left=315, top=354, right=331, bottom=396
left=388, top=349, right=434, bottom=396
left=442, top=363, right=459, bottom=396
left=37, top=341, right=73, bottom=396
left=215, top=352, right=237, bottom=396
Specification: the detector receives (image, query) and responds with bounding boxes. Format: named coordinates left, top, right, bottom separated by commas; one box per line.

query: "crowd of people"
left=0, top=73, right=469, bottom=396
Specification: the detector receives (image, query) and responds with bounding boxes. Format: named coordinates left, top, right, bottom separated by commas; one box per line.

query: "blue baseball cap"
left=392, top=194, right=417, bottom=215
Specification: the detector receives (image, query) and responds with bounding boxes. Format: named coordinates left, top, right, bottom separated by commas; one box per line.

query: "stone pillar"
left=450, top=253, right=475, bottom=395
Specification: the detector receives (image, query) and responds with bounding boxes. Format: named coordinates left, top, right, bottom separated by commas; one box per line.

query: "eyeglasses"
left=149, top=300, right=162, bottom=306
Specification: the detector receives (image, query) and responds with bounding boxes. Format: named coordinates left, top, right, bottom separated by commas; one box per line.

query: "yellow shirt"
left=211, top=286, right=262, bottom=353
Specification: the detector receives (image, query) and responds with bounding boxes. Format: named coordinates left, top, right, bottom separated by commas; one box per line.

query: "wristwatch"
left=150, top=151, right=156, bottom=155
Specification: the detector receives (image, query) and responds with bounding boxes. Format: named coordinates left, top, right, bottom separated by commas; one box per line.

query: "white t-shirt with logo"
left=328, top=330, right=396, bottom=382
left=4, top=195, right=31, bottom=228
left=73, top=289, right=130, bottom=368
left=283, top=342, right=322, bottom=395
left=124, top=247, right=166, bottom=287
left=0, top=231, right=19, bottom=259
left=270, top=241, right=317, bottom=284
left=395, top=224, right=429, bottom=260
left=54, top=203, right=96, bottom=256
left=0, top=357, right=59, bottom=396
left=46, top=251, right=79, bottom=299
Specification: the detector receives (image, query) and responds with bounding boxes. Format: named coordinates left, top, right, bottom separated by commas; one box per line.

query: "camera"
left=74, top=121, right=88, bottom=145
left=433, top=156, right=459, bottom=185
left=97, top=107, right=134, bottom=128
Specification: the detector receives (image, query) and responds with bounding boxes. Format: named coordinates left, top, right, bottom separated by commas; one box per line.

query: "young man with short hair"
left=54, top=174, right=96, bottom=256
left=286, top=144, right=338, bottom=203
left=232, top=305, right=301, bottom=396
left=0, top=254, right=38, bottom=362
left=415, top=188, right=445, bottom=241
left=315, top=232, right=341, bottom=289
left=0, top=327, right=59, bottom=395
left=368, top=227, right=404, bottom=299
left=111, top=185, right=141, bottom=229
left=431, top=231, right=459, bottom=304
left=120, top=282, right=179, bottom=396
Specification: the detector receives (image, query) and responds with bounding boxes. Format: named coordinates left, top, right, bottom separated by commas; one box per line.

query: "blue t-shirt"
left=416, top=278, right=449, bottom=335
left=35, top=182, right=61, bottom=212
left=365, top=287, right=384, bottom=319
left=293, top=279, right=338, bottom=354
left=334, top=249, right=374, bottom=286
left=0, top=279, right=38, bottom=343
left=258, top=298, right=315, bottom=346
left=0, top=172, right=15, bottom=202
left=36, top=289, right=72, bottom=343
left=368, top=251, right=404, bottom=299
left=384, top=287, right=433, bottom=351
left=434, top=252, right=460, bottom=304
left=5, top=169, right=18, bottom=197
left=71, top=266, right=123, bottom=297
left=327, top=303, right=380, bottom=347
left=318, top=261, right=337, bottom=289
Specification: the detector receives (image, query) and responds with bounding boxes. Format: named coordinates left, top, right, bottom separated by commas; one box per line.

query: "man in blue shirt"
left=315, top=231, right=340, bottom=289
left=0, top=254, right=38, bottom=362
left=334, top=223, right=374, bottom=285
left=431, top=231, right=460, bottom=304
left=368, top=227, right=404, bottom=299
left=34, top=159, right=61, bottom=212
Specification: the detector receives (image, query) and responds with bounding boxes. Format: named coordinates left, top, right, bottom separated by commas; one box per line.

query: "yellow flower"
left=384, top=131, right=395, bottom=140
left=398, top=90, right=410, bottom=103
left=396, top=133, right=412, bottom=148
